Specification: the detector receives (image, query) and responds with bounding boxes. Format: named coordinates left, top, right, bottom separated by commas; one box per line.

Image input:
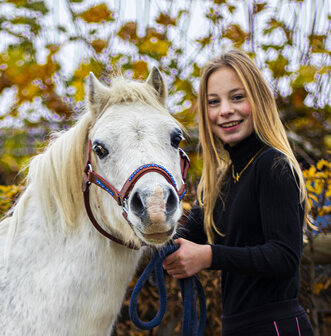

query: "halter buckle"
left=122, top=198, right=129, bottom=214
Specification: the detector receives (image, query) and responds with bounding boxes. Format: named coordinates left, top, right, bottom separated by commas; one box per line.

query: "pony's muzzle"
left=130, top=184, right=179, bottom=225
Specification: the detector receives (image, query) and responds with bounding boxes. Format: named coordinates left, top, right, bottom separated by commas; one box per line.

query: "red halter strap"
left=82, top=140, right=190, bottom=250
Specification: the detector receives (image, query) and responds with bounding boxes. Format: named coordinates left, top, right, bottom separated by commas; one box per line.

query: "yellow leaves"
left=196, top=35, right=212, bottom=47
left=317, top=159, right=329, bottom=171
left=138, top=29, right=170, bottom=57
left=0, top=184, right=24, bottom=216
left=303, top=159, right=331, bottom=219
left=318, top=205, right=331, bottom=217
left=192, top=63, right=201, bottom=78
left=292, top=65, right=317, bottom=87
left=266, top=54, right=289, bottom=78
left=174, top=78, right=193, bottom=94
left=313, top=282, right=324, bottom=295
left=223, top=24, right=249, bottom=48
left=78, top=4, right=113, bottom=23
left=313, top=278, right=331, bottom=295
left=71, top=59, right=103, bottom=102
left=264, top=18, right=283, bottom=35
left=72, top=62, right=90, bottom=102
left=0, top=44, right=62, bottom=111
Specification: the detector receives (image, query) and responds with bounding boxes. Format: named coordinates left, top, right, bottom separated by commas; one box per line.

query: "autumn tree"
left=0, top=0, right=330, bottom=334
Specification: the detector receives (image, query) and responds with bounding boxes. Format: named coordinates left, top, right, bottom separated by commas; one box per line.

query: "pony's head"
left=15, top=68, right=185, bottom=249
left=85, top=68, right=185, bottom=247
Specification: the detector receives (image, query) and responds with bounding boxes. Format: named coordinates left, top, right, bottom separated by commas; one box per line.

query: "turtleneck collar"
left=224, top=132, right=266, bottom=168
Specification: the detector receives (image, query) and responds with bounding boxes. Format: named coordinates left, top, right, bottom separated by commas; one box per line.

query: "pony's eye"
left=170, top=130, right=183, bottom=149
left=93, top=143, right=109, bottom=159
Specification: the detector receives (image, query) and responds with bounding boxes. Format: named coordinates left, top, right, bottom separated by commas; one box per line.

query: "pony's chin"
left=140, top=228, right=174, bottom=245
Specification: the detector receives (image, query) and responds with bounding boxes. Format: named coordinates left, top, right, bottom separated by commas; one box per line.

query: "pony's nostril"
left=130, top=191, right=145, bottom=217
left=166, top=188, right=178, bottom=215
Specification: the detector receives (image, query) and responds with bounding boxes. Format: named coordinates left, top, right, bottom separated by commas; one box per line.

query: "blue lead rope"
left=129, top=245, right=206, bottom=336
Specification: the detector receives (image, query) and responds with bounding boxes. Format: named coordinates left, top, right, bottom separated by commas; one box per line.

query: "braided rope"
left=129, top=245, right=206, bottom=336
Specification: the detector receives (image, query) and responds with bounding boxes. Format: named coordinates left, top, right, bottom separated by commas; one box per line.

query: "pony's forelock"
left=99, top=76, right=169, bottom=116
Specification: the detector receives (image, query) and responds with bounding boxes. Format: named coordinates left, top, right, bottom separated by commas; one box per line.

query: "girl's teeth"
left=222, top=121, right=240, bottom=128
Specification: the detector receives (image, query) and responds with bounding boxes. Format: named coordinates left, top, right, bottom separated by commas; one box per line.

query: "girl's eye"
left=93, top=143, right=109, bottom=159
left=208, top=99, right=219, bottom=106
left=233, top=94, right=244, bottom=101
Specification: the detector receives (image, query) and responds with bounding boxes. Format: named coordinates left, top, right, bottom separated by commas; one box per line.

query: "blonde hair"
left=197, top=49, right=309, bottom=243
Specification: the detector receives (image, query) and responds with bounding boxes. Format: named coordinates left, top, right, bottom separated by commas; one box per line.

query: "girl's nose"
left=219, top=100, right=233, bottom=116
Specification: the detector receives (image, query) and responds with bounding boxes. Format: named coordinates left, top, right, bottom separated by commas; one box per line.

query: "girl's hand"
left=162, top=238, right=212, bottom=279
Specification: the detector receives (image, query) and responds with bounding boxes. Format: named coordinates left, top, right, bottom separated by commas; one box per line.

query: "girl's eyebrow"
left=229, top=87, right=245, bottom=94
left=207, top=87, right=245, bottom=97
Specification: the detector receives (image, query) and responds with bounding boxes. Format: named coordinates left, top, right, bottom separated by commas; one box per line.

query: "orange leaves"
left=78, top=4, right=113, bottom=23
left=117, top=24, right=169, bottom=58
left=155, top=13, right=176, bottom=26
left=132, top=61, right=148, bottom=79
left=223, top=24, right=249, bottom=48
left=117, top=22, right=139, bottom=42
left=291, top=87, right=307, bottom=109
left=253, top=2, right=267, bottom=13
left=309, top=34, right=326, bottom=53
left=91, top=39, right=107, bottom=53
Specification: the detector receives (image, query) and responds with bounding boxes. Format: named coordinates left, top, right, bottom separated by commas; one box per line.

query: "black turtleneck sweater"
left=178, top=133, right=304, bottom=317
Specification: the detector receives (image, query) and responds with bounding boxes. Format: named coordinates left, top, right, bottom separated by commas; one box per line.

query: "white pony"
left=0, top=68, right=186, bottom=335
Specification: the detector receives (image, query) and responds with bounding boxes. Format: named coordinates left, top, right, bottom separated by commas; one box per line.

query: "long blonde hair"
left=197, top=49, right=309, bottom=243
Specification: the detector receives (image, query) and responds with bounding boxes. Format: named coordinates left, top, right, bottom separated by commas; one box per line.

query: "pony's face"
left=87, top=69, right=184, bottom=246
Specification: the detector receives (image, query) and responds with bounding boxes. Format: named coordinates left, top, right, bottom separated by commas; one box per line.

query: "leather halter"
left=82, top=140, right=190, bottom=250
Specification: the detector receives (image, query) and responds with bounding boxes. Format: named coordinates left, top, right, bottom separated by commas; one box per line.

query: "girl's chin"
left=222, top=132, right=252, bottom=147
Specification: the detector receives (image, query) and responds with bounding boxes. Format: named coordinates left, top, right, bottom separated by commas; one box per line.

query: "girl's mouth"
left=220, top=120, right=242, bottom=128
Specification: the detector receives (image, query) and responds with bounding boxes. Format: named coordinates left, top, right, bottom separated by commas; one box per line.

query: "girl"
left=163, top=50, right=314, bottom=335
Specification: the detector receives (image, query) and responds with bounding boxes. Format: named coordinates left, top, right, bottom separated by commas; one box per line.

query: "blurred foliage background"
left=0, top=0, right=330, bottom=335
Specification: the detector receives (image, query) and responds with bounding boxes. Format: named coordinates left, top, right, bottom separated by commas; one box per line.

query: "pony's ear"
left=146, top=67, right=167, bottom=105
left=88, top=72, right=110, bottom=117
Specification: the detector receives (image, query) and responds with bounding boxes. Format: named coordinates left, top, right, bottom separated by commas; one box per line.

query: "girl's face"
left=207, top=66, right=254, bottom=147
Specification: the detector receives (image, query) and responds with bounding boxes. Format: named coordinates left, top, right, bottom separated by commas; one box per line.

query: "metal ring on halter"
left=122, top=198, right=129, bottom=214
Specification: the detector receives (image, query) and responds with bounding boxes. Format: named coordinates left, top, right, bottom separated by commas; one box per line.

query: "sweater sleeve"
left=175, top=202, right=208, bottom=244
left=210, top=153, right=304, bottom=278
